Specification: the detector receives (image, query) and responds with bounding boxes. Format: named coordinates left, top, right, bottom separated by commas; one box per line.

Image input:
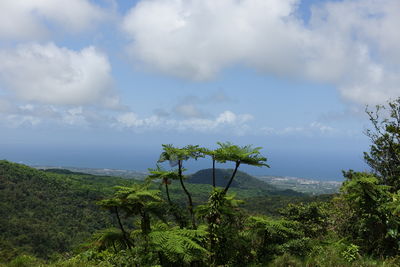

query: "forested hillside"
left=0, top=161, right=137, bottom=260
left=0, top=160, right=310, bottom=263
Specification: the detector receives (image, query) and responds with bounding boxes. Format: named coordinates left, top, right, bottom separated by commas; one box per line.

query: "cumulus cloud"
left=304, top=0, right=400, bottom=104
left=122, top=0, right=303, bottom=80
left=122, top=0, right=400, bottom=105
left=0, top=43, right=119, bottom=107
left=0, top=0, right=109, bottom=40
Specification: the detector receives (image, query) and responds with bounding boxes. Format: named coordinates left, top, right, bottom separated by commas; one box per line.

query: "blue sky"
left=0, top=0, right=399, bottom=180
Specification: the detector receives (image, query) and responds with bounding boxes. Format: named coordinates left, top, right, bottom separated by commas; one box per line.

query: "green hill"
left=0, top=160, right=137, bottom=260
left=188, top=168, right=303, bottom=196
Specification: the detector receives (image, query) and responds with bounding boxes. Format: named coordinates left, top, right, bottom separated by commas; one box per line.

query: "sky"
left=0, top=0, right=399, bottom=180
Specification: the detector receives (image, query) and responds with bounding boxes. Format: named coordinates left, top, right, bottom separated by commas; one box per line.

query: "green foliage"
left=242, top=194, right=329, bottom=216
left=196, top=188, right=248, bottom=265
left=149, top=225, right=209, bottom=265
left=215, top=142, right=269, bottom=167
left=158, top=144, right=204, bottom=166
left=245, top=215, right=310, bottom=263
left=98, top=183, right=165, bottom=236
left=280, top=201, right=330, bottom=238
left=335, top=171, right=400, bottom=256
left=305, top=243, right=361, bottom=267
left=0, top=160, right=118, bottom=260
left=0, top=157, right=307, bottom=263
left=364, top=97, right=400, bottom=192
left=147, top=165, right=180, bottom=185
left=268, top=253, right=303, bottom=267
left=6, top=255, right=43, bottom=267
left=207, top=142, right=269, bottom=195
left=157, top=144, right=204, bottom=229
left=92, top=228, right=126, bottom=252
left=341, top=244, right=360, bottom=263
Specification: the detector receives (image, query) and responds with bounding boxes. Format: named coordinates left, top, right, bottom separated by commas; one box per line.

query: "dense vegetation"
left=0, top=160, right=306, bottom=263
left=2, top=99, right=400, bottom=266
left=0, top=162, right=138, bottom=261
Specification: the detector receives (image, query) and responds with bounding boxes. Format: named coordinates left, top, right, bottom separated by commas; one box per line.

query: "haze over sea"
left=1, top=137, right=368, bottom=181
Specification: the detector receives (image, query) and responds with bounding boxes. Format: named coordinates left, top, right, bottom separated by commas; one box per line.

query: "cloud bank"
left=116, top=110, right=253, bottom=134
left=0, top=43, right=118, bottom=107
left=123, top=0, right=400, bottom=104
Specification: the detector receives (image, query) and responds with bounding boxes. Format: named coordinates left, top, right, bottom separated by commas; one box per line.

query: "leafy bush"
left=7, top=255, right=42, bottom=267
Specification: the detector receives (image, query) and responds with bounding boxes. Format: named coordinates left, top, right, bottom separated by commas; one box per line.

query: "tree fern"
left=149, top=225, right=209, bottom=264
left=245, top=215, right=305, bottom=262
left=92, top=228, right=127, bottom=252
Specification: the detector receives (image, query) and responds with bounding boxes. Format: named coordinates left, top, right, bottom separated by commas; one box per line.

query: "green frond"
left=215, top=141, right=269, bottom=167
left=149, top=227, right=209, bottom=264
left=246, top=216, right=302, bottom=240
left=97, top=197, right=122, bottom=209
left=92, top=228, right=126, bottom=251
left=98, top=183, right=165, bottom=224
left=147, top=165, right=180, bottom=183
left=158, top=144, right=205, bottom=164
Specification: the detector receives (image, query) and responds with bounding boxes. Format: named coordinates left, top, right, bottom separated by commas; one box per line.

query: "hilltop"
left=188, top=168, right=275, bottom=189
left=187, top=168, right=303, bottom=196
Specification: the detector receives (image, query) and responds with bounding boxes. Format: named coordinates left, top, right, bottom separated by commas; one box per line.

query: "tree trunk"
left=178, top=160, right=196, bottom=229
left=141, top=210, right=151, bottom=235
left=141, top=210, right=151, bottom=253
left=165, top=182, right=172, bottom=204
left=114, top=207, right=133, bottom=249
left=212, top=158, right=216, bottom=188
left=223, top=161, right=240, bottom=194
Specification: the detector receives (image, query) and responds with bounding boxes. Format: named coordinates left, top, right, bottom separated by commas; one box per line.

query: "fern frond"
left=149, top=227, right=209, bottom=264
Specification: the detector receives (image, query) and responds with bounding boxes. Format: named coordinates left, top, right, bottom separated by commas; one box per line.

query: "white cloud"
left=116, top=110, right=253, bottom=134
left=0, top=102, right=118, bottom=129
left=0, top=43, right=119, bottom=107
left=0, top=100, right=343, bottom=137
left=122, top=0, right=400, bottom=105
left=261, top=121, right=335, bottom=136
left=304, top=0, right=400, bottom=104
left=0, top=0, right=109, bottom=40
left=122, top=0, right=302, bottom=80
